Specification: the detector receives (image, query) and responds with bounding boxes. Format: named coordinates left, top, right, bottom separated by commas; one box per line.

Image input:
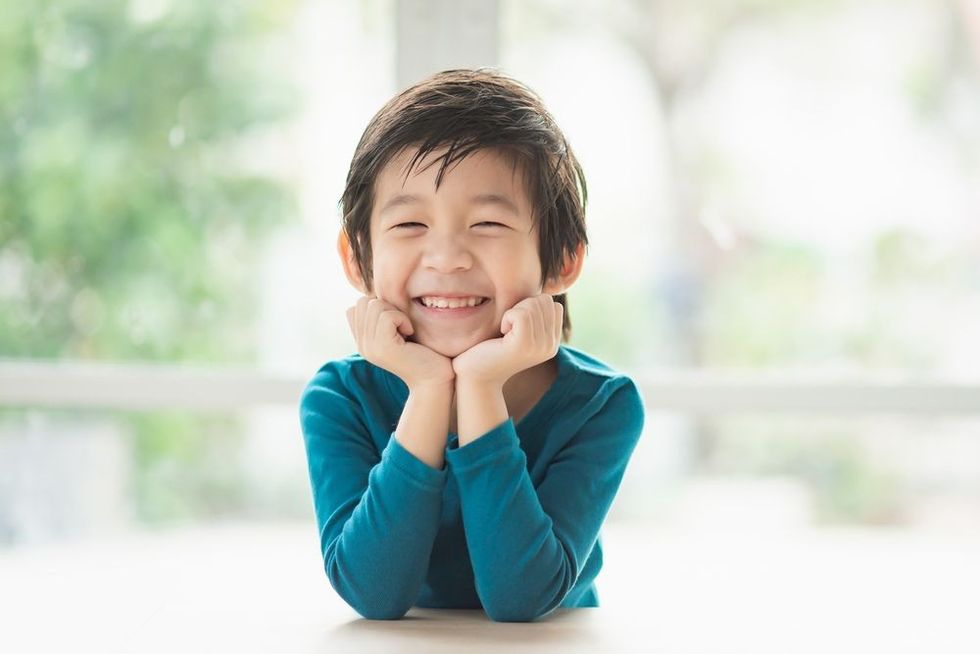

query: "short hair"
left=339, top=67, right=589, bottom=342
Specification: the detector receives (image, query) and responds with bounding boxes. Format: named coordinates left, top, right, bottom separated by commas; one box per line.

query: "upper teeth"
left=420, top=296, right=486, bottom=308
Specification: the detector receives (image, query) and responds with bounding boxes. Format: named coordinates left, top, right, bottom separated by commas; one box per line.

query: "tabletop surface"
left=1, top=521, right=977, bottom=653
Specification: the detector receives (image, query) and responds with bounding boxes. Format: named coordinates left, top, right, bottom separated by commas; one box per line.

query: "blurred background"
left=1, top=0, right=979, bottom=650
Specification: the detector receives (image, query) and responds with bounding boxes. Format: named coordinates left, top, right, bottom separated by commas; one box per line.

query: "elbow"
left=333, top=575, right=411, bottom=620
left=354, top=601, right=411, bottom=621
left=483, top=602, right=557, bottom=622
left=484, top=601, right=552, bottom=623
left=324, top=554, right=412, bottom=621
left=331, top=581, right=412, bottom=621
left=482, top=563, right=572, bottom=622
left=486, top=609, right=539, bottom=623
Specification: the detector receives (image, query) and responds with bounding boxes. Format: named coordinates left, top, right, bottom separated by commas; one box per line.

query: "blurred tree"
left=709, top=420, right=905, bottom=525
left=0, top=0, right=299, bottom=526
left=0, top=0, right=297, bottom=362
left=584, top=0, right=852, bottom=366
left=905, top=0, right=980, bottom=162
left=515, top=0, right=979, bottom=528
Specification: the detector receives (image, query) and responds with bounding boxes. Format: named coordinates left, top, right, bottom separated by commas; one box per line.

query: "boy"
left=300, top=68, right=645, bottom=622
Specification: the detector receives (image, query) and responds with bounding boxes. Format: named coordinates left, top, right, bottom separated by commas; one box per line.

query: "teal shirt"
left=299, top=344, right=645, bottom=622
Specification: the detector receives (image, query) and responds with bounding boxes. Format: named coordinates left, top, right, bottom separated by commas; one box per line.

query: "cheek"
left=368, top=250, right=409, bottom=301
left=491, top=251, right=542, bottom=298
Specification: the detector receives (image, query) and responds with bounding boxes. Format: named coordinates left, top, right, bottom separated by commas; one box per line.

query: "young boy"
left=299, top=68, right=645, bottom=623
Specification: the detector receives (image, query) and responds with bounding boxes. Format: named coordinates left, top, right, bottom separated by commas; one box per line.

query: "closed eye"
left=393, top=221, right=507, bottom=229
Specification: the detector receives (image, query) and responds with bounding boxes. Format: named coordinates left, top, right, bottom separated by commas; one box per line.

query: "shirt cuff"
left=445, top=418, right=519, bottom=471
left=383, top=432, right=448, bottom=491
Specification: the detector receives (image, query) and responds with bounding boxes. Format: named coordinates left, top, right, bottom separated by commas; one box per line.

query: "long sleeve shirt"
left=299, top=343, right=645, bottom=622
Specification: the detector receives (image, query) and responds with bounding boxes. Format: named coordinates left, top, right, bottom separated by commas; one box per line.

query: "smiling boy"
left=300, top=68, right=645, bottom=622
left=342, top=143, right=581, bottom=457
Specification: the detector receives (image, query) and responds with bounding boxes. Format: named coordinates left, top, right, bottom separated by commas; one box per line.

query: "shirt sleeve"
left=299, top=365, right=448, bottom=620
left=444, top=377, right=645, bottom=622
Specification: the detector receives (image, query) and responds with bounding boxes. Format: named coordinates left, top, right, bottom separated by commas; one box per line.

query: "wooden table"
left=1, top=521, right=977, bottom=653
left=324, top=606, right=634, bottom=653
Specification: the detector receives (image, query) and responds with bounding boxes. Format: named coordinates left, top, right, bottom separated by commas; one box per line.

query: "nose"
left=422, top=230, right=473, bottom=273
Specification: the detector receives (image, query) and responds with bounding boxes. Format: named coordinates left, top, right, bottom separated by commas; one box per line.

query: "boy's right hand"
left=345, top=296, right=455, bottom=391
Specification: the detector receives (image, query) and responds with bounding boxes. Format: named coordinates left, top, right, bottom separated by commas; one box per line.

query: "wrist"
left=454, top=377, right=508, bottom=445
left=454, top=376, right=504, bottom=394
left=408, top=380, right=455, bottom=396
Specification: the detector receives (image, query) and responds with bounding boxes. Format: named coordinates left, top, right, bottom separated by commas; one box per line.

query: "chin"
left=418, top=334, right=479, bottom=358
left=427, top=341, right=471, bottom=359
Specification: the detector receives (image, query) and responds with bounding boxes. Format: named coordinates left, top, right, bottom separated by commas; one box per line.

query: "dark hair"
left=339, top=67, right=588, bottom=342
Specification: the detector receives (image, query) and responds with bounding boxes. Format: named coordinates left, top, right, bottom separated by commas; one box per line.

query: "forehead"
left=373, top=145, right=533, bottom=216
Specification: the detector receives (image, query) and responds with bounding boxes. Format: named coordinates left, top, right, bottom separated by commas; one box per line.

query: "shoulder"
left=299, top=353, right=393, bottom=452
left=299, top=352, right=379, bottom=413
left=558, top=345, right=645, bottom=428
left=560, top=344, right=643, bottom=398
left=560, top=344, right=630, bottom=380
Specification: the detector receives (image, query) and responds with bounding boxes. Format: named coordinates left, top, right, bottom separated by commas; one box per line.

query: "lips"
left=412, top=296, right=492, bottom=318
left=411, top=292, right=491, bottom=308
left=412, top=293, right=490, bottom=300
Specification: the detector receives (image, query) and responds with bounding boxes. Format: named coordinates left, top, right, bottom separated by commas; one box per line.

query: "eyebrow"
left=378, top=192, right=521, bottom=218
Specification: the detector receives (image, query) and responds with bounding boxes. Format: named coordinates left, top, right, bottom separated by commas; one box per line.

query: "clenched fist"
left=451, top=293, right=562, bottom=387
left=345, top=296, right=455, bottom=391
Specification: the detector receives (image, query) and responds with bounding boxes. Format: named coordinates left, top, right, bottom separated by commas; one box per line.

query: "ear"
left=336, top=229, right=370, bottom=295
left=542, top=242, right=585, bottom=295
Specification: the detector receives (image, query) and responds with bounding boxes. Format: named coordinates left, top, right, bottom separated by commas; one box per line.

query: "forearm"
left=445, top=421, right=572, bottom=622
left=326, top=383, right=453, bottom=617
left=455, top=379, right=508, bottom=447
left=324, top=435, right=447, bottom=619
left=394, top=382, right=454, bottom=469
left=452, top=381, right=568, bottom=620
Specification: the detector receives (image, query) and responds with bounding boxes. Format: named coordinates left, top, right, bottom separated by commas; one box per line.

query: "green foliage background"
left=3, top=1, right=975, bottom=529
left=1, top=0, right=299, bottom=523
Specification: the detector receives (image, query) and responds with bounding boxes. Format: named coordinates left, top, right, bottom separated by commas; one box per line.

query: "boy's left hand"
left=452, top=293, right=563, bottom=387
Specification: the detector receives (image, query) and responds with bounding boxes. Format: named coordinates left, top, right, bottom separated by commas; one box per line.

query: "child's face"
left=366, top=146, right=552, bottom=358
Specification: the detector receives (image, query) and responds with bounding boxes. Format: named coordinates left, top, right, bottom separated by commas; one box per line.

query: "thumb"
left=392, top=312, right=415, bottom=337
left=500, top=312, right=514, bottom=336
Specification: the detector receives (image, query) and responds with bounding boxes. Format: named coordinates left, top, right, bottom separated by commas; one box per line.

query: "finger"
left=504, top=295, right=535, bottom=335
left=540, top=295, right=555, bottom=342
left=379, top=308, right=413, bottom=343
left=394, top=311, right=414, bottom=336
left=500, top=307, right=519, bottom=336
left=353, top=296, right=371, bottom=343
left=530, top=297, right=546, bottom=345
left=365, top=298, right=387, bottom=344
left=370, top=297, right=396, bottom=326
left=361, top=296, right=383, bottom=349
left=369, top=297, right=413, bottom=343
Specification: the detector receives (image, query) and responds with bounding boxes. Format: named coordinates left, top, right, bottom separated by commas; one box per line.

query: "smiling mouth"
left=412, top=297, right=491, bottom=308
